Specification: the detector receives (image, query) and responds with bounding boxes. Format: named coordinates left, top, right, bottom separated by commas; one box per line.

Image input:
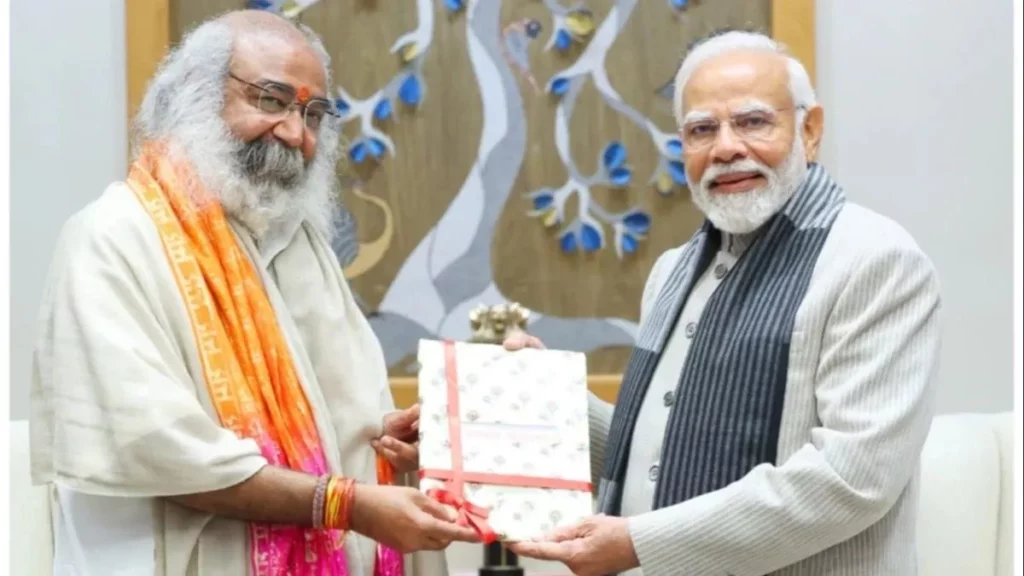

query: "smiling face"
left=135, top=11, right=343, bottom=240
left=678, top=49, right=823, bottom=234
left=222, top=30, right=327, bottom=167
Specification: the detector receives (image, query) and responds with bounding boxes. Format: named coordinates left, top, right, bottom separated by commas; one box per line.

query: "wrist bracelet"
left=322, top=476, right=357, bottom=531
left=312, top=474, right=331, bottom=529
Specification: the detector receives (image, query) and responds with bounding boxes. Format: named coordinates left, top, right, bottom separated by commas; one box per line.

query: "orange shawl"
left=126, top=143, right=403, bottom=576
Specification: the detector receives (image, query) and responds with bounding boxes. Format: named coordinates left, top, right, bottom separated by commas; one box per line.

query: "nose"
left=709, top=123, right=747, bottom=164
left=272, top=107, right=305, bottom=149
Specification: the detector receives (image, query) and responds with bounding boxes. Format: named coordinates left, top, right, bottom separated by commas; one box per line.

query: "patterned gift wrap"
left=416, top=339, right=593, bottom=542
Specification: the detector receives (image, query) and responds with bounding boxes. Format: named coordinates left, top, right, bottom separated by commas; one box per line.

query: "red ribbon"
left=421, top=340, right=592, bottom=544
left=425, top=487, right=498, bottom=544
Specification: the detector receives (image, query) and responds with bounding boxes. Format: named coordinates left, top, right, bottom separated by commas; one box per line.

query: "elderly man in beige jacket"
left=506, top=29, right=942, bottom=576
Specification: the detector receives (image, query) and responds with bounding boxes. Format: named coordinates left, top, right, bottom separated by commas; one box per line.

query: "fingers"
left=507, top=540, right=571, bottom=561
left=377, top=437, right=418, bottom=463
left=414, top=498, right=480, bottom=543
left=382, top=404, right=420, bottom=439
left=417, top=495, right=459, bottom=523
left=371, top=443, right=419, bottom=475
left=421, top=516, right=481, bottom=543
left=395, top=404, right=420, bottom=428
left=502, top=329, right=546, bottom=351
left=542, top=522, right=582, bottom=543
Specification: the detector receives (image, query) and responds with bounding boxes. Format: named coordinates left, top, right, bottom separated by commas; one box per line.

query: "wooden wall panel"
left=491, top=0, right=773, bottom=375
left=125, top=0, right=170, bottom=139
left=772, top=0, right=816, bottom=86
left=127, top=0, right=815, bottom=406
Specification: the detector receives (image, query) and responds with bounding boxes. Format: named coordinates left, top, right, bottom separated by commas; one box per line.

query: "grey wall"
left=10, top=0, right=128, bottom=418
left=815, top=0, right=1014, bottom=414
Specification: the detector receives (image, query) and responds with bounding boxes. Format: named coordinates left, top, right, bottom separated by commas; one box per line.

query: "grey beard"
left=165, top=114, right=339, bottom=242
left=234, top=137, right=307, bottom=189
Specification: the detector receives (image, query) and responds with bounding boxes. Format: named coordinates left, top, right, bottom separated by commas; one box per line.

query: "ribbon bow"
left=426, top=486, right=498, bottom=544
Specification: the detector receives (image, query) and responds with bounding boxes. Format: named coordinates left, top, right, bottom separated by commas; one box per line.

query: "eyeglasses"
left=228, top=72, right=337, bottom=131
left=679, top=105, right=805, bottom=151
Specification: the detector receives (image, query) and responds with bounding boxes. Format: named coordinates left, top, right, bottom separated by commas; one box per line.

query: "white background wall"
left=9, top=0, right=127, bottom=419
left=7, top=1, right=1014, bottom=419
left=815, top=0, right=1015, bottom=414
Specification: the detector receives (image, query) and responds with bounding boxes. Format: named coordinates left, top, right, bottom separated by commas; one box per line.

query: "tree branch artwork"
left=251, top=0, right=695, bottom=372
left=333, top=0, right=436, bottom=165
left=527, top=0, right=688, bottom=260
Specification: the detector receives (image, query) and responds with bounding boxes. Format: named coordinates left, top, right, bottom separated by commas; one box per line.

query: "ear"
left=801, top=104, right=825, bottom=162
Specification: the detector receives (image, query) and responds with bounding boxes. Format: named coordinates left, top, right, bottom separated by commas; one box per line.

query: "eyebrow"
left=253, top=77, right=329, bottom=100
left=683, top=99, right=776, bottom=124
left=683, top=110, right=715, bottom=124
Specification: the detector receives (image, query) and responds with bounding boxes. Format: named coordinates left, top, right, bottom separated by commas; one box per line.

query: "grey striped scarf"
left=597, top=163, right=845, bottom=515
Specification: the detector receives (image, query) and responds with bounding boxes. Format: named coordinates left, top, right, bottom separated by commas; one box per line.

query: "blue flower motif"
left=602, top=141, right=627, bottom=171
left=443, top=0, right=465, bottom=12
left=619, top=232, right=639, bottom=255
left=335, top=98, right=350, bottom=116
left=580, top=223, right=602, bottom=252
left=609, top=167, right=632, bottom=187
left=668, top=161, right=687, bottom=185
left=398, top=74, right=422, bottom=106
left=531, top=191, right=554, bottom=210
left=665, top=138, right=683, bottom=157
left=549, top=77, right=571, bottom=96
left=367, top=138, right=387, bottom=159
left=373, top=98, right=393, bottom=121
left=559, top=230, right=578, bottom=253
left=554, top=29, right=572, bottom=51
left=622, top=211, right=651, bottom=235
left=349, top=141, right=368, bottom=164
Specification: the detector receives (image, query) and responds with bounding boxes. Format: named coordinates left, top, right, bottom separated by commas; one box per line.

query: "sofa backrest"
left=917, top=412, right=1014, bottom=576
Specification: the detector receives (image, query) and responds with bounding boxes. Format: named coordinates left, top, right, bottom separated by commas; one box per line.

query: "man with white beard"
left=506, top=30, right=942, bottom=576
left=28, top=10, right=478, bottom=576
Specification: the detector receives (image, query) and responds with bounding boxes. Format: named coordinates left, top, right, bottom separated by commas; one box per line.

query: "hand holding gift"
left=415, top=338, right=594, bottom=544
left=373, top=404, right=421, bottom=474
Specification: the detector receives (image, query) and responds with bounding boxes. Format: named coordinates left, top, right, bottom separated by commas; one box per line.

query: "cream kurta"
left=30, top=182, right=448, bottom=576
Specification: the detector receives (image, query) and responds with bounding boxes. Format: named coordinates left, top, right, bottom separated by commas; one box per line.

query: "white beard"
left=688, top=136, right=809, bottom=235
left=166, top=114, right=338, bottom=241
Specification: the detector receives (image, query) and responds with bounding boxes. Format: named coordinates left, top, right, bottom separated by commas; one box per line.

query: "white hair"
left=132, top=13, right=342, bottom=240
left=672, top=30, right=816, bottom=127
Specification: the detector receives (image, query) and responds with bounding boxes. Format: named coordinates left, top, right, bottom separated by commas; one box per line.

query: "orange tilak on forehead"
left=296, top=86, right=311, bottom=104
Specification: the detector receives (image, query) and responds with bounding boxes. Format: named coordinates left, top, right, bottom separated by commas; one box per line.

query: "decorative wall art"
left=160, top=0, right=786, bottom=377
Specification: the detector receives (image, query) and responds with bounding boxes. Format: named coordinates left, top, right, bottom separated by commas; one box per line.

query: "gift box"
left=416, top=339, right=593, bottom=543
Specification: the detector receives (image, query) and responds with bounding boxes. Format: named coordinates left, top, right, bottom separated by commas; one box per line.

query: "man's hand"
left=371, top=435, right=418, bottom=474
left=502, top=329, right=546, bottom=351
left=374, top=404, right=420, bottom=473
left=507, top=514, right=640, bottom=576
left=349, top=484, right=481, bottom=553
left=382, top=403, right=420, bottom=441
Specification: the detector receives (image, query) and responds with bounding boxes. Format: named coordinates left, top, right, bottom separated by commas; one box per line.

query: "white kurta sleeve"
left=29, top=200, right=267, bottom=498
left=626, top=239, right=942, bottom=576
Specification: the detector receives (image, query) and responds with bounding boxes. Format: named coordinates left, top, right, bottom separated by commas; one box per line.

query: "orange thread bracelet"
left=322, top=476, right=356, bottom=531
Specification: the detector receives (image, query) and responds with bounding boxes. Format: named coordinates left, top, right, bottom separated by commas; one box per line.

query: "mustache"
left=700, top=159, right=771, bottom=189
left=235, top=138, right=306, bottom=188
